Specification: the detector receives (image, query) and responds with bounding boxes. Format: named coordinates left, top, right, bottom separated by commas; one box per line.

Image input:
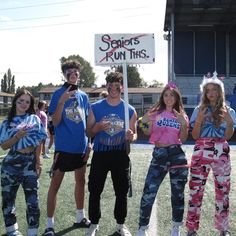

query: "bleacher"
left=175, top=76, right=236, bottom=98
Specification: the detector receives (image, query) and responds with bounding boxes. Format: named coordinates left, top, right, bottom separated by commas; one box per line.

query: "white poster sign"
left=95, top=33, right=155, bottom=65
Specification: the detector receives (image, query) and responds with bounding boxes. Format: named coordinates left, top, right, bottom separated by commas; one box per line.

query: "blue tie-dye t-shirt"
left=190, top=105, right=236, bottom=138
left=0, top=114, right=47, bottom=151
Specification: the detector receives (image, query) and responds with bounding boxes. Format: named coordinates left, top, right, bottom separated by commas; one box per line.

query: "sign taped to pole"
left=95, top=33, right=155, bottom=65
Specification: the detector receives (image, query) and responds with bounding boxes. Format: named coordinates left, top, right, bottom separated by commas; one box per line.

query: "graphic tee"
left=91, top=99, right=135, bottom=151
left=48, top=85, right=89, bottom=153
left=149, top=110, right=189, bottom=145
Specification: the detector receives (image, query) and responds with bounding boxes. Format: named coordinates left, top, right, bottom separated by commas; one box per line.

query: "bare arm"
left=52, top=87, right=76, bottom=127
left=191, top=107, right=206, bottom=140
left=223, top=107, right=234, bottom=140
left=126, top=110, right=138, bottom=142
left=173, top=109, right=189, bottom=143
left=35, top=143, right=43, bottom=177
left=86, top=108, right=111, bottom=138
left=0, top=130, right=27, bottom=150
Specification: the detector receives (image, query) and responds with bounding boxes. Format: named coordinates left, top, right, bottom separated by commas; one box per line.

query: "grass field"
left=0, top=144, right=236, bottom=236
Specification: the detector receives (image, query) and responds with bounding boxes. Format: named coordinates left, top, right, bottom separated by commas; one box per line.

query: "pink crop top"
left=149, top=110, right=189, bottom=145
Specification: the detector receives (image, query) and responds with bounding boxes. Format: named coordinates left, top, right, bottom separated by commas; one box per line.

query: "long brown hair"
left=200, top=83, right=225, bottom=127
left=149, top=86, right=185, bottom=113
left=7, top=89, right=35, bottom=124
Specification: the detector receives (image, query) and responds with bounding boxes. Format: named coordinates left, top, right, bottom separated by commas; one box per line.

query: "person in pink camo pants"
left=186, top=72, right=236, bottom=236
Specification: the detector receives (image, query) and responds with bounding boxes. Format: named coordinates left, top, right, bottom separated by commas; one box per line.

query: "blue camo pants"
left=1, top=151, right=40, bottom=229
left=139, top=145, right=188, bottom=226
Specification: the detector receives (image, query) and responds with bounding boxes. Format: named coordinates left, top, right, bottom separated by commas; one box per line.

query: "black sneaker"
left=220, top=231, right=231, bottom=236
left=73, top=218, right=91, bottom=228
left=43, top=228, right=56, bottom=236
left=186, top=231, right=197, bottom=236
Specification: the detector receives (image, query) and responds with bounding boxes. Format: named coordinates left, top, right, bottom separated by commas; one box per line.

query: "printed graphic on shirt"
left=103, top=114, right=124, bottom=136
left=156, top=117, right=180, bottom=129
left=10, top=122, right=36, bottom=131
left=65, top=99, right=85, bottom=123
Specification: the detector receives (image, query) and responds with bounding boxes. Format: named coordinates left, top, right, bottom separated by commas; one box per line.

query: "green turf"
left=0, top=145, right=236, bottom=235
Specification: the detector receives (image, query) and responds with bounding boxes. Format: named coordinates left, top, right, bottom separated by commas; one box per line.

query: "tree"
left=106, top=65, right=146, bottom=87
left=60, top=55, right=96, bottom=87
left=149, top=79, right=164, bottom=88
left=16, top=82, right=60, bottom=98
left=1, top=68, right=15, bottom=93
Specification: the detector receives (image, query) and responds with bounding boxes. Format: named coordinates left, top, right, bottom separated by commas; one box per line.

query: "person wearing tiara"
left=43, top=60, right=91, bottom=236
left=186, top=72, right=236, bottom=236
left=0, top=89, right=47, bottom=236
left=136, top=83, right=189, bottom=236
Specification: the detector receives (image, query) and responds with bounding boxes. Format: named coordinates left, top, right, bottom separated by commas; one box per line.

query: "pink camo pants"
left=186, top=138, right=231, bottom=231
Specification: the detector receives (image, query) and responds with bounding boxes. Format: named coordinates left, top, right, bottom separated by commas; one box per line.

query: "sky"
left=0, top=0, right=167, bottom=88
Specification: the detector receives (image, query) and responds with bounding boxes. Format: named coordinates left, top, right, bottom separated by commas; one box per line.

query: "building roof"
left=38, top=86, right=164, bottom=94
left=0, top=92, right=15, bottom=97
left=164, top=0, right=236, bottom=32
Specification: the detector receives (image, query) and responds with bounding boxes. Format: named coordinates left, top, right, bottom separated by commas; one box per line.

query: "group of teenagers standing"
left=0, top=59, right=235, bottom=236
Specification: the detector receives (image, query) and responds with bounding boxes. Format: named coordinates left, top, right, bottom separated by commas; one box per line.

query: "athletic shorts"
left=52, top=151, right=86, bottom=172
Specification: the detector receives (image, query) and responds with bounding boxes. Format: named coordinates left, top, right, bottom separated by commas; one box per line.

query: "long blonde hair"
left=200, top=83, right=225, bottom=127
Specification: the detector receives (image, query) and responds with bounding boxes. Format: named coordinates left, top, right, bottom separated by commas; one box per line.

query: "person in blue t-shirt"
left=0, top=89, right=47, bottom=236
left=186, top=72, right=236, bottom=236
left=84, top=71, right=137, bottom=236
left=43, top=60, right=91, bottom=236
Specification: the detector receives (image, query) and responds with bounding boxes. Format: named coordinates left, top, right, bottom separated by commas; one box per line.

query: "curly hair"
left=105, top=71, right=123, bottom=84
left=200, top=83, right=225, bottom=127
left=61, top=60, right=81, bottom=74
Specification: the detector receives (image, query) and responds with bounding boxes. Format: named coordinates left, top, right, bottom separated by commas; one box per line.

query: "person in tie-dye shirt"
left=136, top=83, right=189, bottom=236
left=0, top=89, right=47, bottom=236
left=186, top=73, right=236, bottom=236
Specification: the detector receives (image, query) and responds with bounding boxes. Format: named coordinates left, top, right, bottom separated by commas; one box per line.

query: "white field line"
left=148, top=199, right=157, bottom=236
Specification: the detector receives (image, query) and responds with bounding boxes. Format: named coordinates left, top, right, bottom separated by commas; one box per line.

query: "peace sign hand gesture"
left=173, top=109, right=187, bottom=127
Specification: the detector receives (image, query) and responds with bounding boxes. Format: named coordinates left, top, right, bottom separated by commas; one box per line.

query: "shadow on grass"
left=41, top=225, right=76, bottom=236
left=108, top=232, right=120, bottom=236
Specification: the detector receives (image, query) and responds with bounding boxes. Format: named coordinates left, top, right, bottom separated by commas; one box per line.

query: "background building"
left=164, top=0, right=236, bottom=117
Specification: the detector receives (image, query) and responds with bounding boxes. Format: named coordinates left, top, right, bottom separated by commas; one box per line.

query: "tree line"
left=1, top=54, right=163, bottom=97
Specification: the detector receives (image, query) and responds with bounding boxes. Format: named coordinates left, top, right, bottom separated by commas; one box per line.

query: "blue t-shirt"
left=92, top=99, right=135, bottom=151
left=190, top=106, right=236, bottom=138
left=0, top=114, right=47, bottom=152
left=48, top=86, right=89, bottom=153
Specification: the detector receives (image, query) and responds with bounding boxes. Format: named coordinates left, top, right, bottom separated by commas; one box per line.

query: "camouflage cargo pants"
left=139, top=144, right=188, bottom=226
left=1, top=151, right=40, bottom=230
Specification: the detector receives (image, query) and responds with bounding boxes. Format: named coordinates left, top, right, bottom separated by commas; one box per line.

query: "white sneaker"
left=171, top=226, right=180, bottom=236
left=84, top=224, right=99, bottom=236
left=45, top=147, right=50, bottom=154
left=43, top=153, right=50, bottom=159
left=116, top=224, right=132, bottom=236
left=136, top=226, right=148, bottom=236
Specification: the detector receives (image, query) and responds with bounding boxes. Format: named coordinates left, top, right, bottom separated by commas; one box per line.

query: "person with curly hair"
left=84, top=71, right=137, bottom=236
left=43, top=60, right=91, bottom=236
